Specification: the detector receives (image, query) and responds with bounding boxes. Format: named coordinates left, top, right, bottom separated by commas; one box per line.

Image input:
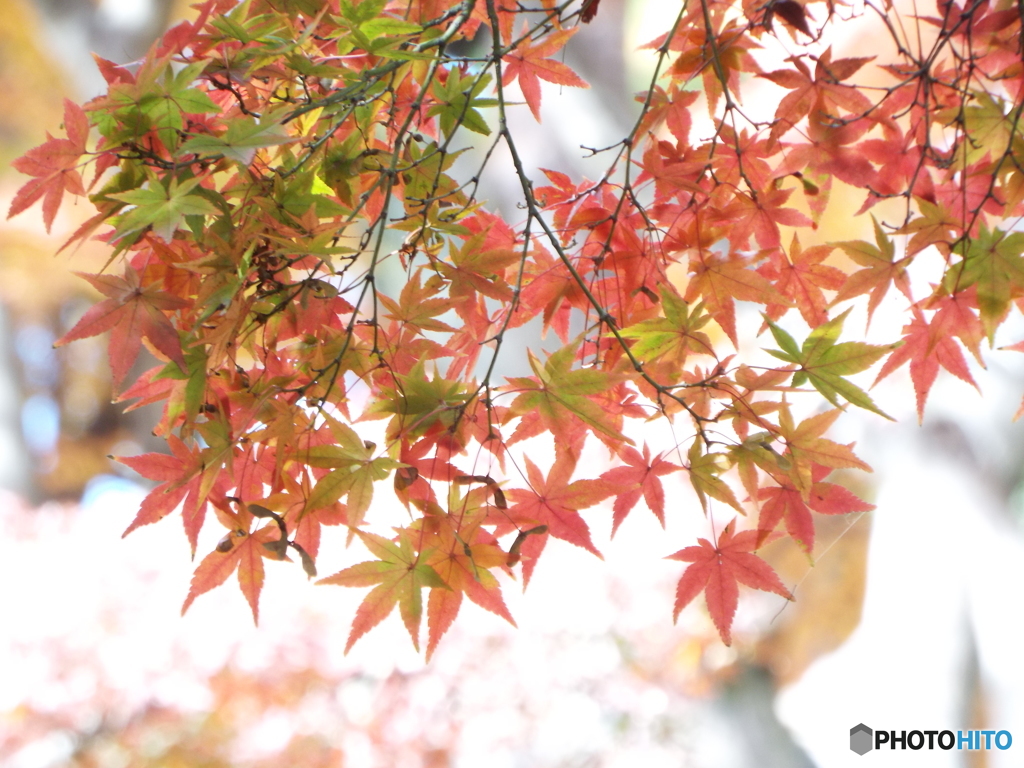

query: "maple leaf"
left=716, top=186, right=813, bottom=251
left=502, top=29, right=588, bottom=121
left=856, top=123, right=934, bottom=213
left=179, top=117, right=293, bottom=165
left=116, top=435, right=227, bottom=554
left=687, top=440, right=744, bottom=514
left=100, top=57, right=220, bottom=150
left=504, top=342, right=630, bottom=446
left=873, top=306, right=978, bottom=420
left=318, top=530, right=448, bottom=653
left=684, top=246, right=782, bottom=346
left=56, top=269, right=188, bottom=389
left=760, top=234, right=845, bottom=327
left=760, top=48, right=874, bottom=148
left=668, top=520, right=792, bottom=645
left=363, top=361, right=473, bottom=445
left=776, top=403, right=871, bottom=496
left=600, top=444, right=681, bottom=534
left=832, top=216, right=913, bottom=325
left=506, top=452, right=615, bottom=562
left=110, top=175, right=221, bottom=243
left=756, top=467, right=874, bottom=553
left=8, top=99, right=89, bottom=232
left=422, top=502, right=515, bottom=659
left=378, top=269, right=456, bottom=333
left=766, top=308, right=898, bottom=418
left=181, top=504, right=283, bottom=623
left=617, top=286, right=714, bottom=368
left=300, top=416, right=402, bottom=525
left=899, top=198, right=961, bottom=256
left=438, top=229, right=520, bottom=306
left=946, top=225, right=1024, bottom=341
left=428, top=65, right=497, bottom=139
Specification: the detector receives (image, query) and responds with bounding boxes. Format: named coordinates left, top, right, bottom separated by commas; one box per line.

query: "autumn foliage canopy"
left=9, top=0, right=1024, bottom=654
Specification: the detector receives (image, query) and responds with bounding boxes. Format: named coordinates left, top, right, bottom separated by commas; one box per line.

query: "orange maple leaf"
left=182, top=502, right=283, bottom=624
left=684, top=246, right=781, bottom=346
left=777, top=404, right=871, bottom=496
left=760, top=235, right=845, bottom=327
left=424, top=509, right=515, bottom=660
left=502, top=29, right=588, bottom=121
left=318, top=530, right=448, bottom=653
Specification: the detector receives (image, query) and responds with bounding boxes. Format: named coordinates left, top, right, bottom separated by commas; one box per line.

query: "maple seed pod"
left=248, top=503, right=277, bottom=518
left=394, top=466, right=419, bottom=491
left=491, top=487, right=507, bottom=510
left=263, top=538, right=289, bottom=559
left=216, top=534, right=235, bottom=553
left=506, top=525, right=549, bottom=567
left=292, top=542, right=317, bottom=578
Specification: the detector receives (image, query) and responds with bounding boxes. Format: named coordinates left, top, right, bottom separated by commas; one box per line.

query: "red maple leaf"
left=506, top=452, right=615, bottom=565
left=601, top=444, right=681, bottom=534
left=8, top=99, right=89, bottom=232
left=760, top=48, right=874, bottom=148
left=668, top=520, right=792, bottom=645
left=715, top=186, right=813, bottom=251
left=873, top=305, right=978, bottom=420
left=502, top=29, right=588, bottom=121
left=759, top=234, right=845, bottom=326
left=117, top=435, right=228, bottom=554
left=756, top=467, right=875, bottom=553
left=56, top=269, right=188, bottom=389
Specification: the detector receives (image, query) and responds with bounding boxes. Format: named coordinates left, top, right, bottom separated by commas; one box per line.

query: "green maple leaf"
left=179, top=118, right=293, bottom=165
left=505, top=341, right=631, bottom=445
left=946, top=224, right=1024, bottom=341
left=105, top=59, right=220, bottom=149
left=428, top=68, right=497, bottom=138
left=687, top=440, right=743, bottom=514
left=110, top=176, right=219, bottom=241
left=304, top=416, right=401, bottom=525
left=765, top=308, right=897, bottom=419
left=363, top=360, right=472, bottom=441
left=318, top=529, right=448, bottom=653
left=618, top=286, right=714, bottom=365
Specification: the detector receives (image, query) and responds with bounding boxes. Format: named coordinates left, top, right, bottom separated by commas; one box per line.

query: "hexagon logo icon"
left=851, top=723, right=873, bottom=755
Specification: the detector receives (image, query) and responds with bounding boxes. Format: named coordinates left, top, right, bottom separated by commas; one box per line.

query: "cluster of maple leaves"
left=9, top=0, right=1024, bottom=655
